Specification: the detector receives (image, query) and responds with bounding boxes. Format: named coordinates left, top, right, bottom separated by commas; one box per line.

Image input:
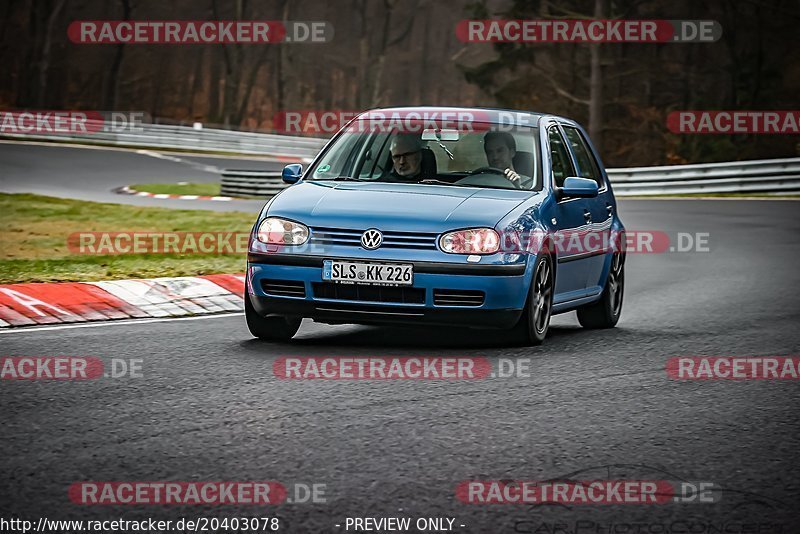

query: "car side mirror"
left=282, top=163, right=303, bottom=184
left=558, top=176, right=599, bottom=199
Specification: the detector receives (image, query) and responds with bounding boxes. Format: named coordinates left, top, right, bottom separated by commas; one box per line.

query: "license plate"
left=322, top=260, right=413, bottom=286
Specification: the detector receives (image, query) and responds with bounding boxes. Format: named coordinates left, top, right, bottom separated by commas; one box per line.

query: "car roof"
left=355, top=106, right=579, bottom=127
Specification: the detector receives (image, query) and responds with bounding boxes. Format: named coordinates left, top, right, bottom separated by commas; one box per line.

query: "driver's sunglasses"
left=391, top=150, right=420, bottom=162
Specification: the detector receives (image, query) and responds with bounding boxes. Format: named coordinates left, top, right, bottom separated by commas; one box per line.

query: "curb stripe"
left=118, top=186, right=236, bottom=202
left=0, top=275, right=246, bottom=328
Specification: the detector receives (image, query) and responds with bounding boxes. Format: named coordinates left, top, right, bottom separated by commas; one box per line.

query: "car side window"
left=548, top=127, right=575, bottom=188
left=357, top=133, right=392, bottom=180
left=562, top=126, right=603, bottom=188
left=312, top=132, right=365, bottom=179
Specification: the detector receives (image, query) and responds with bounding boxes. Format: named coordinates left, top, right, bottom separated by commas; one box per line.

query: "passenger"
left=483, top=131, right=521, bottom=186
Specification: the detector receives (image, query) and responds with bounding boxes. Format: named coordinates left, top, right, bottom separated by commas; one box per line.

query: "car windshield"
left=307, top=121, right=541, bottom=191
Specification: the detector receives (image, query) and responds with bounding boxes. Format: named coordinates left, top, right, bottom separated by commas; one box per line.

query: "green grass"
left=131, top=182, right=221, bottom=196
left=0, top=193, right=256, bottom=283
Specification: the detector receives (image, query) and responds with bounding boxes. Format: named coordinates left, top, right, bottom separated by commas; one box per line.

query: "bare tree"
left=587, top=0, right=605, bottom=151
left=36, top=0, right=66, bottom=106
left=102, top=0, right=132, bottom=110
left=353, top=0, right=418, bottom=108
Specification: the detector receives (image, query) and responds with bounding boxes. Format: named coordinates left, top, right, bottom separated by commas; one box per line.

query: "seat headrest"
left=420, top=148, right=437, bottom=179
left=512, top=151, right=534, bottom=177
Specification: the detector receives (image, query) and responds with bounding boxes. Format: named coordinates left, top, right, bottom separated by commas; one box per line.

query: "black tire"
left=577, top=252, right=625, bottom=329
left=513, top=253, right=554, bottom=345
left=244, top=292, right=302, bottom=341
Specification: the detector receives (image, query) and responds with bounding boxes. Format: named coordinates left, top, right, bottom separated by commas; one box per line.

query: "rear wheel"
left=577, top=252, right=625, bottom=329
left=245, top=292, right=301, bottom=341
left=513, top=253, right=554, bottom=345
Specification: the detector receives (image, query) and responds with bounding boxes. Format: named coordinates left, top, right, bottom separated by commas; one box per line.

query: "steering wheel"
left=470, top=166, right=522, bottom=189
left=518, top=174, right=534, bottom=189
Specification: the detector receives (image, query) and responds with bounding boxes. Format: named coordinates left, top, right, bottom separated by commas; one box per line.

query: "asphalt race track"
left=0, top=141, right=275, bottom=212
left=2, top=142, right=800, bottom=530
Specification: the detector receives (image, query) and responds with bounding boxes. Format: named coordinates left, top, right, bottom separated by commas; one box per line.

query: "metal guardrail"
left=5, top=122, right=797, bottom=196
left=222, top=158, right=800, bottom=198
left=220, top=170, right=284, bottom=197
left=606, top=158, right=800, bottom=196
left=0, top=121, right=327, bottom=160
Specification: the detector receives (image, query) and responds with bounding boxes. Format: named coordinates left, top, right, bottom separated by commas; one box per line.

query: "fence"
left=220, top=170, right=285, bottom=197
left=606, top=158, right=800, bottom=196
left=222, top=158, right=800, bottom=197
left=4, top=123, right=797, bottom=196
left=0, top=121, right=327, bottom=160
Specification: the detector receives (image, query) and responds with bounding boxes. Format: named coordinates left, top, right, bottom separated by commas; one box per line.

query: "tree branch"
left=528, top=64, right=590, bottom=106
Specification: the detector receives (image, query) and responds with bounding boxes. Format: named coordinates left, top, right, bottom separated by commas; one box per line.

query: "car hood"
left=266, top=181, right=533, bottom=232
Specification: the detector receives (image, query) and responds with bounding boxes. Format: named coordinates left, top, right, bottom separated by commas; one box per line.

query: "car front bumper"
left=247, top=253, right=530, bottom=329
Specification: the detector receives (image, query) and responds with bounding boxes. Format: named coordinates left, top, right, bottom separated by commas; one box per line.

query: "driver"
left=380, top=134, right=424, bottom=182
left=483, top=131, right=521, bottom=186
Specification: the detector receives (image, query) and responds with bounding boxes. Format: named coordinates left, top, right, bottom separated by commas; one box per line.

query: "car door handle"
left=583, top=209, right=592, bottom=223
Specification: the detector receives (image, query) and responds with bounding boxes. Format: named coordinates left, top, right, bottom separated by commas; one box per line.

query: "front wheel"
left=577, top=252, right=625, bottom=329
left=513, top=253, right=554, bottom=345
left=245, top=292, right=302, bottom=341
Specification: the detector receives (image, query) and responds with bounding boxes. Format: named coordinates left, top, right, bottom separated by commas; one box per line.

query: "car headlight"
left=257, top=217, right=309, bottom=245
left=439, top=228, right=500, bottom=254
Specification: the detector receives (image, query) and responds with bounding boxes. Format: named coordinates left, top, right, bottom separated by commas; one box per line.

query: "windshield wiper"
left=419, top=179, right=463, bottom=186
left=434, top=141, right=455, bottom=160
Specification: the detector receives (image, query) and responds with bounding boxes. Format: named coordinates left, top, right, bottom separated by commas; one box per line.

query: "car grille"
left=312, top=282, right=425, bottom=304
left=433, top=289, right=485, bottom=307
left=261, top=279, right=306, bottom=298
left=310, top=226, right=438, bottom=250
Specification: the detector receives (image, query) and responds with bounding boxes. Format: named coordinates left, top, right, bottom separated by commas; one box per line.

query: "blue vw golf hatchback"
left=246, top=108, right=625, bottom=345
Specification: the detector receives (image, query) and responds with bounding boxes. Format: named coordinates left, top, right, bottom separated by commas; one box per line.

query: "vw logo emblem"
left=361, top=229, right=383, bottom=250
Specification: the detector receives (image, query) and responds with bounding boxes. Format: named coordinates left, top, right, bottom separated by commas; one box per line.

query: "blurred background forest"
left=1, top=0, right=799, bottom=166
